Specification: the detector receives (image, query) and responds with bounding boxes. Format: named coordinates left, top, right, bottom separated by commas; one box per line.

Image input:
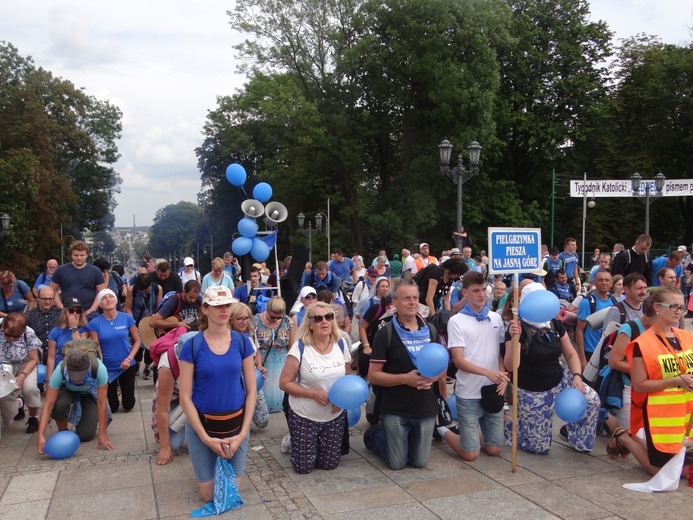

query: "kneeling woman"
left=606, top=286, right=693, bottom=477
left=504, top=284, right=600, bottom=454
left=280, top=302, right=351, bottom=474
left=179, top=286, right=257, bottom=503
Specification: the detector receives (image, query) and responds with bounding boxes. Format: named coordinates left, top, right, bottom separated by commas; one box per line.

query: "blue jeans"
left=371, top=413, right=435, bottom=470
left=456, top=397, right=504, bottom=453
left=185, top=424, right=249, bottom=483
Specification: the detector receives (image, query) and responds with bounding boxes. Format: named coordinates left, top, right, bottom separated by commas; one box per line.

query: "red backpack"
left=149, top=326, right=188, bottom=380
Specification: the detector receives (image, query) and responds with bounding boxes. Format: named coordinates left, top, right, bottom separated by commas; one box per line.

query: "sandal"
left=606, top=428, right=630, bottom=459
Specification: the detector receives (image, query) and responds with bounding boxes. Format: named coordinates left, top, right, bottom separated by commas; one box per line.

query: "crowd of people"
left=1, top=231, right=692, bottom=510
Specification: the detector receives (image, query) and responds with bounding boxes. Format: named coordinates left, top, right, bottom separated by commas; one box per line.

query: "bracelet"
left=573, top=373, right=583, bottom=380
left=70, top=328, right=78, bottom=333
left=363, top=343, right=370, bottom=348
left=126, top=357, right=133, bottom=364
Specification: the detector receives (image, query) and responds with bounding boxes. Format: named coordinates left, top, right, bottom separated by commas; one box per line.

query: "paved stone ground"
left=2, top=327, right=693, bottom=518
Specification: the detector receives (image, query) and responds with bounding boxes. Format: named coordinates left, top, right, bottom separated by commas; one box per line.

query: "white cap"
left=299, top=286, right=317, bottom=299
left=678, top=245, right=687, bottom=252
left=184, top=257, right=194, bottom=266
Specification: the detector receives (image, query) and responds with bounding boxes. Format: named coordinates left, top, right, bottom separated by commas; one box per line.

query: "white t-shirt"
left=447, top=311, right=505, bottom=400
left=287, top=340, right=351, bottom=422
left=402, top=255, right=416, bottom=274
left=157, top=350, right=180, bottom=392
left=180, top=270, right=199, bottom=284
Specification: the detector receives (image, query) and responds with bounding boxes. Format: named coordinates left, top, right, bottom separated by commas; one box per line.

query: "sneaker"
left=559, top=425, right=568, bottom=442
left=363, top=426, right=374, bottom=450
left=449, top=423, right=460, bottom=436
left=433, top=428, right=442, bottom=441
left=280, top=433, right=291, bottom=453
left=14, top=399, right=25, bottom=421
left=26, top=417, right=39, bottom=434
left=143, top=368, right=151, bottom=380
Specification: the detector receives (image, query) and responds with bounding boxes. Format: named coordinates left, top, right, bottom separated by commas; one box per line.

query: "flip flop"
left=606, top=427, right=629, bottom=459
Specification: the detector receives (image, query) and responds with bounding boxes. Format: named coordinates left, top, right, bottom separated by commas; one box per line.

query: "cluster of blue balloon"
left=328, top=375, right=369, bottom=412
left=416, top=343, right=448, bottom=378
left=226, top=163, right=274, bottom=262
left=554, top=388, right=587, bottom=423
left=36, top=364, right=47, bottom=384
left=518, top=289, right=560, bottom=324
left=44, top=430, right=80, bottom=459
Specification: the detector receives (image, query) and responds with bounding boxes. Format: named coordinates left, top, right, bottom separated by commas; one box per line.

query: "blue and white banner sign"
left=488, top=228, right=542, bottom=275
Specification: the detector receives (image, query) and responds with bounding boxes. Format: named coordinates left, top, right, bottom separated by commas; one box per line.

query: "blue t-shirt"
left=86, top=313, right=135, bottom=372
left=577, top=294, right=614, bottom=353
left=51, top=263, right=105, bottom=309
left=0, top=280, right=31, bottom=313
left=33, top=271, right=53, bottom=291
left=559, top=251, right=579, bottom=280
left=329, top=258, right=355, bottom=282
left=233, top=284, right=273, bottom=305
left=179, top=332, right=253, bottom=414
left=301, top=271, right=340, bottom=293
left=651, top=255, right=684, bottom=286
left=49, top=358, right=108, bottom=391
left=48, top=326, right=90, bottom=367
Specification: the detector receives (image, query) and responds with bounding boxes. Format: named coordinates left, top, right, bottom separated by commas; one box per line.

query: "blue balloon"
left=232, top=237, right=252, bottom=256
left=255, top=368, right=265, bottom=392
left=250, top=237, right=270, bottom=262
left=225, top=163, right=246, bottom=186
left=253, top=182, right=272, bottom=203
left=237, top=217, right=258, bottom=238
left=36, top=364, right=47, bottom=384
left=519, top=290, right=561, bottom=323
left=554, top=388, right=587, bottom=423
left=44, top=430, right=80, bottom=459
left=328, top=375, right=369, bottom=410
left=347, top=407, right=361, bottom=428
left=448, top=395, right=458, bottom=420
left=416, top=343, right=449, bottom=378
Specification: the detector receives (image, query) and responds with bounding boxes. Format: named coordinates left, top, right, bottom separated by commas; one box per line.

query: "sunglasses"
left=186, top=264, right=194, bottom=268
left=310, top=312, right=335, bottom=323
left=303, top=294, right=317, bottom=300
left=67, top=308, right=83, bottom=314
left=267, top=314, right=283, bottom=322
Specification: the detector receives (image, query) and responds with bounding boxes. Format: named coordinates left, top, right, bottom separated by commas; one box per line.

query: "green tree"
left=149, top=202, right=205, bottom=258
left=0, top=42, right=122, bottom=276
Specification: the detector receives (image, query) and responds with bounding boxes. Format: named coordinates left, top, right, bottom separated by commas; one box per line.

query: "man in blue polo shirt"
left=328, top=248, right=355, bottom=282
left=559, top=237, right=581, bottom=292
left=575, top=269, right=614, bottom=369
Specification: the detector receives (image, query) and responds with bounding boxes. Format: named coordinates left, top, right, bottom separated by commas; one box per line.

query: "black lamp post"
left=439, top=140, right=482, bottom=249
left=631, top=172, right=665, bottom=235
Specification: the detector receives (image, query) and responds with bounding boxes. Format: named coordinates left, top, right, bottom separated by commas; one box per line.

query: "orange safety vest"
left=626, top=327, right=693, bottom=454
left=414, top=256, right=438, bottom=272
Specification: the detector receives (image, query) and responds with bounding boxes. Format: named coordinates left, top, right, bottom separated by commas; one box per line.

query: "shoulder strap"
left=587, top=293, right=596, bottom=314
left=174, top=294, right=183, bottom=316
left=296, top=340, right=305, bottom=383
left=616, top=301, right=627, bottom=324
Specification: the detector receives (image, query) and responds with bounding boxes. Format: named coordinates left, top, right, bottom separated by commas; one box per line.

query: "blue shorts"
left=185, top=424, right=249, bottom=483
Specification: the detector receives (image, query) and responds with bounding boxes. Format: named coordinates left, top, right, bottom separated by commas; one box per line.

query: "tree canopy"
left=0, top=42, right=122, bottom=277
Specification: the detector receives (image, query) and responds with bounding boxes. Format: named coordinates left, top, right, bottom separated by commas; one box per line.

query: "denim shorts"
left=456, top=397, right=504, bottom=453
left=185, top=423, right=249, bottom=483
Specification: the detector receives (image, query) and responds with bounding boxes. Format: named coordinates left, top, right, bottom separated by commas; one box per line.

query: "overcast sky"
left=1, top=1, right=691, bottom=228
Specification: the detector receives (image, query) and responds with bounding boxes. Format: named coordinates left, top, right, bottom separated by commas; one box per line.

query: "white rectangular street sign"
left=569, top=179, right=693, bottom=198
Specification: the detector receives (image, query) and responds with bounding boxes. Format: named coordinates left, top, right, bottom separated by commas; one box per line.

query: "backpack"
left=149, top=327, right=188, bottom=380
left=583, top=303, right=629, bottom=385
left=156, top=292, right=183, bottom=315
left=61, top=339, right=101, bottom=376
left=586, top=292, right=621, bottom=317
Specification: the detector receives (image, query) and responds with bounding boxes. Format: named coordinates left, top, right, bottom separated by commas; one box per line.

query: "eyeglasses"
left=234, top=316, right=250, bottom=322
left=656, top=302, right=686, bottom=313
left=310, top=313, right=335, bottom=323
left=67, top=308, right=83, bottom=314
left=39, top=297, right=54, bottom=302
left=267, top=314, right=283, bottom=322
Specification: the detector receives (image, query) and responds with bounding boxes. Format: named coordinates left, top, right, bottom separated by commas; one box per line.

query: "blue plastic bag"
left=190, top=456, right=243, bottom=517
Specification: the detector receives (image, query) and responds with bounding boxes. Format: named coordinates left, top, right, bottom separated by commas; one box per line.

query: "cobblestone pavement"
left=1, top=356, right=693, bottom=518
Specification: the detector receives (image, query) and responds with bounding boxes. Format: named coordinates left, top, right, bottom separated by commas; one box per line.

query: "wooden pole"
left=511, top=273, right=520, bottom=473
